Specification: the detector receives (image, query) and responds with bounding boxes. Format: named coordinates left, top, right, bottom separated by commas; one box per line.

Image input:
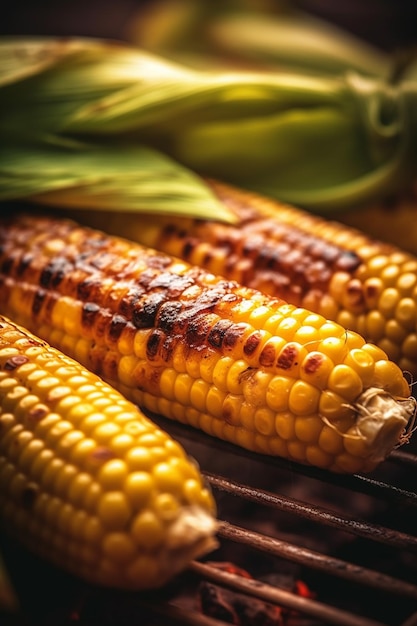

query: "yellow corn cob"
left=71, top=180, right=417, bottom=378
left=0, top=214, right=414, bottom=474
left=0, top=315, right=217, bottom=589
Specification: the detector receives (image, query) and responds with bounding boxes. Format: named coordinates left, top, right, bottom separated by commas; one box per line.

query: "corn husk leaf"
left=1, top=36, right=417, bottom=215
left=0, top=140, right=236, bottom=221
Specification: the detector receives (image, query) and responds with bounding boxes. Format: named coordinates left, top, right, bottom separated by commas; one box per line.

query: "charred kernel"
left=4, top=355, right=29, bottom=370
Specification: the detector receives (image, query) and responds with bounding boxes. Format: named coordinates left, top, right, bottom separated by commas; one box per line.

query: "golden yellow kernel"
left=373, top=360, right=410, bottom=396
left=69, top=438, right=97, bottom=467
left=212, top=357, right=234, bottom=393
left=319, top=390, right=355, bottom=423
left=276, top=317, right=299, bottom=342
left=395, top=297, right=417, bottom=330
left=226, top=360, right=250, bottom=394
left=2, top=385, right=28, bottom=411
left=79, top=413, right=106, bottom=434
left=82, top=481, right=102, bottom=513
left=18, top=439, right=45, bottom=473
left=67, top=472, right=95, bottom=506
left=403, top=333, right=417, bottom=360
left=289, top=380, right=321, bottom=415
left=152, top=492, right=180, bottom=522
left=294, top=415, right=323, bottom=443
left=199, top=350, right=221, bottom=383
left=66, top=402, right=96, bottom=424
left=124, top=420, right=149, bottom=438
left=385, top=319, right=407, bottom=343
left=343, top=349, right=375, bottom=388
left=40, top=457, right=64, bottom=491
left=118, top=354, right=138, bottom=387
left=93, top=422, right=122, bottom=444
left=222, top=394, right=244, bottom=427
left=124, top=471, right=154, bottom=508
left=334, top=452, right=366, bottom=474
left=98, top=459, right=129, bottom=490
left=102, top=532, right=137, bottom=563
left=0, top=377, right=18, bottom=391
left=29, top=447, right=54, bottom=479
left=52, top=463, right=78, bottom=495
left=254, top=407, right=276, bottom=436
left=263, top=312, right=284, bottom=334
left=377, top=338, right=401, bottom=364
left=131, top=509, right=165, bottom=548
left=182, top=477, right=203, bottom=503
left=108, top=433, right=134, bottom=456
left=361, top=343, right=388, bottom=363
left=318, top=424, right=344, bottom=455
left=275, top=411, right=296, bottom=440
left=266, top=375, right=294, bottom=411
left=172, top=343, right=188, bottom=374
left=287, top=440, right=307, bottom=463
left=327, top=364, right=363, bottom=402
left=379, top=288, right=400, bottom=317
left=397, top=272, right=417, bottom=295
left=98, top=491, right=132, bottom=530
left=365, top=311, right=386, bottom=341
left=206, top=386, right=227, bottom=417
left=159, top=367, right=178, bottom=400
left=306, top=445, right=332, bottom=469
left=125, top=447, right=154, bottom=471
left=44, top=420, right=73, bottom=448
left=55, top=430, right=84, bottom=456
left=153, top=461, right=184, bottom=495
left=185, top=352, right=202, bottom=379
left=188, top=378, right=209, bottom=412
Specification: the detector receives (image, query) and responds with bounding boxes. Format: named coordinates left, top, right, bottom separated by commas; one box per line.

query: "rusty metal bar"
left=216, top=520, right=417, bottom=601
left=189, top=561, right=388, bottom=626
left=205, top=472, right=417, bottom=551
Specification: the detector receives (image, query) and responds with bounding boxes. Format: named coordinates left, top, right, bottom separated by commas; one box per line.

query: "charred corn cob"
left=0, top=315, right=217, bottom=589
left=71, top=180, right=417, bottom=378
left=0, top=214, right=414, bottom=474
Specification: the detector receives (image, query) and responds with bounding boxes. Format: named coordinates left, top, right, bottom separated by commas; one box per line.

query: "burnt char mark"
left=243, top=332, right=262, bottom=357
left=132, top=292, right=168, bottom=329
left=40, top=258, right=73, bottom=289
left=146, top=329, right=164, bottom=360
left=32, top=289, right=46, bottom=317
left=107, top=314, right=128, bottom=342
left=185, top=313, right=214, bottom=348
left=82, top=302, right=101, bottom=328
left=77, top=276, right=104, bottom=302
left=223, top=322, right=250, bottom=350
left=157, top=301, right=183, bottom=333
left=16, top=253, right=33, bottom=276
left=208, top=319, right=234, bottom=349
left=303, top=352, right=324, bottom=374
left=277, top=344, right=299, bottom=370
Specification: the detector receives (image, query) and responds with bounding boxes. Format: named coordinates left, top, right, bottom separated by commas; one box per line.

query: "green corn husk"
left=1, top=35, right=417, bottom=217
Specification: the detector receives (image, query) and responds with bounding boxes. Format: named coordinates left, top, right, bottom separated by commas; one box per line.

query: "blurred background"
left=3, top=0, right=417, bottom=53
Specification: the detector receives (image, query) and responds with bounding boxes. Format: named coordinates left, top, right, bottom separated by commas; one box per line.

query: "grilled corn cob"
left=0, top=214, right=414, bottom=474
left=69, top=180, right=417, bottom=377
left=0, top=315, right=217, bottom=589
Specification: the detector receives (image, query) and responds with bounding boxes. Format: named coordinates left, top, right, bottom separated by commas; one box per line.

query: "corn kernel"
left=131, top=509, right=165, bottom=548
left=98, top=491, right=132, bottom=530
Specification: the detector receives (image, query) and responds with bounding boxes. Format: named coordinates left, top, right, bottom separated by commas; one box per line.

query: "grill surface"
left=1, top=403, right=417, bottom=626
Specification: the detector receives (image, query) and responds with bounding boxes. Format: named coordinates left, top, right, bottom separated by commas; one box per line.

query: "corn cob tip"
left=336, top=387, right=416, bottom=466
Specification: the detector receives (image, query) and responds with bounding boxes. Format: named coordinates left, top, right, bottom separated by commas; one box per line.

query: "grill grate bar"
left=205, top=472, right=417, bottom=551
left=188, top=561, right=388, bottom=626
left=216, top=519, right=417, bottom=600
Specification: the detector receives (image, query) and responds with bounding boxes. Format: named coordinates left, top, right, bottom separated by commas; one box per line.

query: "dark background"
left=2, top=0, right=417, bottom=52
